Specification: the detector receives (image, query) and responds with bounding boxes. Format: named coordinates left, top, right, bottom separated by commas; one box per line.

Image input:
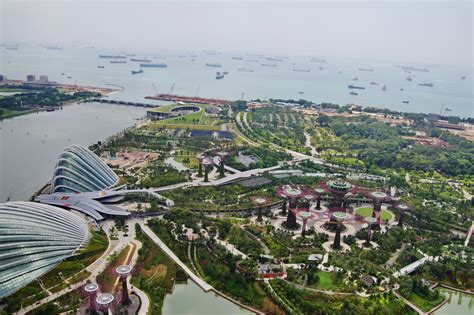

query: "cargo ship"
left=266, top=57, right=284, bottom=62
left=110, top=60, right=127, bottom=64
left=350, top=91, right=358, bottom=95
left=359, top=68, right=374, bottom=72
left=348, top=85, right=365, bottom=89
left=216, top=72, right=224, bottom=80
left=370, top=82, right=379, bottom=85
left=206, top=63, right=222, bottom=67
left=131, top=69, right=143, bottom=75
left=418, top=82, right=434, bottom=87
left=402, top=101, right=409, bottom=104
left=140, top=63, right=167, bottom=68
left=131, top=58, right=151, bottom=62
left=99, top=54, right=126, bottom=59
left=97, top=65, right=105, bottom=69
left=398, top=66, right=429, bottom=72
left=261, top=63, right=277, bottom=67
left=232, top=57, right=243, bottom=60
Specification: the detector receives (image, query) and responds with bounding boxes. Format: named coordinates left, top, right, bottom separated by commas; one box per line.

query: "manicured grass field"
left=356, top=207, right=393, bottom=221
left=316, top=271, right=336, bottom=290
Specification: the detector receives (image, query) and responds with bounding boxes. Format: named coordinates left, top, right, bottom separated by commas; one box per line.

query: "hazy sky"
left=1, top=0, right=472, bottom=67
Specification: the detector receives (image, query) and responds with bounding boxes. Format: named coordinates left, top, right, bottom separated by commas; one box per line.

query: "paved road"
left=139, top=221, right=213, bottom=292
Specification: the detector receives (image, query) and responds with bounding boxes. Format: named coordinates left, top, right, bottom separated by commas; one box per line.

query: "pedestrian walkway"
left=139, top=221, right=213, bottom=292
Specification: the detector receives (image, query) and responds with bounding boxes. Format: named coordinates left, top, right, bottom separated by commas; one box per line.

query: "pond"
left=434, top=287, right=473, bottom=314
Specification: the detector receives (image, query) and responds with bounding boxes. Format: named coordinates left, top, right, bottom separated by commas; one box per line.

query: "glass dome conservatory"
left=0, top=202, right=89, bottom=298
left=51, top=144, right=119, bottom=193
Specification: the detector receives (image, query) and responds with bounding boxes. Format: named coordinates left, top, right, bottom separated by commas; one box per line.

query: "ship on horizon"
left=131, top=58, right=151, bottom=62
left=216, top=72, right=225, bottom=80
left=131, top=69, right=144, bottom=75
left=140, top=63, right=167, bottom=68
left=206, top=63, right=222, bottom=67
left=398, top=65, right=429, bottom=72
left=359, top=68, right=374, bottom=72
left=348, top=84, right=365, bottom=89
left=238, top=67, right=254, bottom=72
left=110, top=60, right=126, bottom=64
left=418, top=82, right=434, bottom=87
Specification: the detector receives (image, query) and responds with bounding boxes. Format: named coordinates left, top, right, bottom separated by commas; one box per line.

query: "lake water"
left=435, top=288, right=473, bottom=314
left=0, top=102, right=146, bottom=202
left=162, top=280, right=252, bottom=315
left=1, top=45, right=472, bottom=117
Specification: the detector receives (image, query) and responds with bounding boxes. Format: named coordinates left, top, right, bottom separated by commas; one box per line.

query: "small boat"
left=67, top=76, right=72, bottom=79
left=216, top=72, right=224, bottom=80
left=206, top=63, right=222, bottom=67
left=319, top=66, right=324, bottom=70
left=382, top=85, right=387, bottom=91
left=223, top=71, right=229, bottom=75
left=337, top=70, right=343, bottom=74
left=97, top=66, right=104, bottom=69
left=406, top=76, right=413, bottom=81
left=352, top=76, right=358, bottom=81
left=402, top=101, right=409, bottom=104
left=61, top=72, right=66, bottom=75
left=350, top=91, right=358, bottom=96
left=298, top=91, right=304, bottom=94
left=400, top=88, right=404, bottom=91
left=110, top=60, right=127, bottom=64
left=461, top=76, right=466, bottom=80
left=359, top=68, right=374, bottom=72
left=370, top=82, right=379, bottom=85
left=293, top=69, right=310, bottom=72
left=130, top=58, right=151, bottom=63
left=131, top=69, right=143, bottom=75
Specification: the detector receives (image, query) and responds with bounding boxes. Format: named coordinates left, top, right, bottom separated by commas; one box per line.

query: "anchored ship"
left=348, top=85, right=365, bottom=89
left=131, top=69, right=143, bottom=75
left=131, top=58, right=151, bottom=62
left=140, top=63, right=167, bottom=68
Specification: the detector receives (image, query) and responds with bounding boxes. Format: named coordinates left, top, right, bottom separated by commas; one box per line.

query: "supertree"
left=369, top=191, right=389, bottom=226
left=216, top=151, right=228, bottom=178
left=364, top=217, right=377, bottom=247
left=250, top=196, right=270, bottom=222
left=298, top=210, right=314, bottom=237
left=115, top=265, right=132, bottom=305
left=83, top=283, right=99, bottom=310
left=314, top=188, right=325, bottom=210
left=277, top=186, right=305, bottom=229
left=332, top=211, right=349, bottom=250
left=396, top=204, right=410, bottom=226
left=198, top=156, right=213, bottom=182
left=327, top=180, right=352, bottom=210
left=95, top=293, right=115, bottom=314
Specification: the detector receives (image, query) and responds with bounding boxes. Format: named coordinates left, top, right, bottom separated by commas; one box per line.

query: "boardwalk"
left=139, top=221, right=213, bottom=292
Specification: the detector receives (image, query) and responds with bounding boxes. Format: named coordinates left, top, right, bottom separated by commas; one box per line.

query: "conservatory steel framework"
left=0, top=202, right=89, bottom=298
left=51, top=144, right=119, bottom=193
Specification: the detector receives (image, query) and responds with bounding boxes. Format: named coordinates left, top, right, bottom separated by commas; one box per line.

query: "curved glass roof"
left=51, top=145, right=119, bottom=194
left=0, top=202, right=89, bottom=298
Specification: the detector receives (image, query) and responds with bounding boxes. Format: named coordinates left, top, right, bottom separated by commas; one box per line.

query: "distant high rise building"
left=27, top=75, right=36, bottom=82
left=0, top=75, right=4, bottom=81
left=39, top=75, right=48, bottom=83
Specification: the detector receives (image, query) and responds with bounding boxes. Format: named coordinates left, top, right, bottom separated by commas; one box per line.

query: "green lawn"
left=356, top=207, right=393, bottom=221
left=161, top=108, right=204, bottom=124
left=313, top=271, right=339, bottom=290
